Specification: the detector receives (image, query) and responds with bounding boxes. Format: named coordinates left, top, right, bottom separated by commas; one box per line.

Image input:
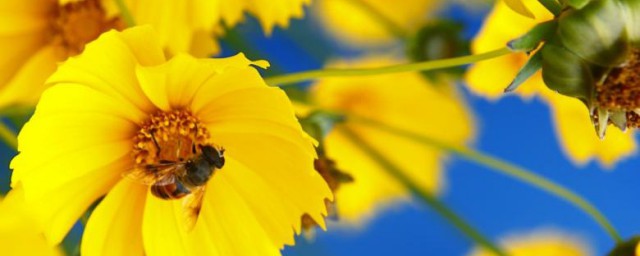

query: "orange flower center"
left=132, top=110, right=210, bottom=168
left=51, top=0, right=124, bottom=55
left=597, top=49, right=640, bottom=128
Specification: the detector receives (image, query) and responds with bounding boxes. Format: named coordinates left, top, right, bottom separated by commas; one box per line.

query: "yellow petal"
left=314, top=0, right=440, bottom=46
left=0, top=188, right=63, bottom=256
left=46, top=26, right=165, bottom=115
left=82, top=179, right=147, bottom=256
left=0, top=44, right=63, bottom=108
left=468, top=229, right=592, bottom=256
left=466, top=1, right=553, bottom=99
left=0, top=0, right=51, bottom=35
left=142, top=191, right=191, bottom=256
left=544, top=93, right=636, bottom=167
left=503, top=0, right=535, bottom=19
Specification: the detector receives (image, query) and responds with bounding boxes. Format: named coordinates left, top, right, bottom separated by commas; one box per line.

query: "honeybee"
left=128, top=132, right=225, bottom=231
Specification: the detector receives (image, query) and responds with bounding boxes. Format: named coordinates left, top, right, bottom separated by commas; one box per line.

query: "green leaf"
left=507, top=20, right=557, bottom=53
left=505, top=50, right=543, bottom=92
left=564, top=0, right=591, bottom=9
left=504, top=0, right=535, bottom=19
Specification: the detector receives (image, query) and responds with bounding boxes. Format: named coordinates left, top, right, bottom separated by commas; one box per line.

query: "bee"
left=128, top=130, right=225, bottom=231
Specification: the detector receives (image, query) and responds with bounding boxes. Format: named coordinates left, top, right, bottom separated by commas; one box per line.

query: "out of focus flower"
left=0, top=0, right=123, bottom=110
left=10, top=26, right=332, bottom=255
left=465, top=1, right=636, bottom=166
left=105, top=0, right=311, bottom=57
left=468, top=229, right=592, bottom=256
left=306, top=56, right=474, bottom=225
left=0, top=187, right=62, bottom=256
left=313, top=0, right=441, bottom=47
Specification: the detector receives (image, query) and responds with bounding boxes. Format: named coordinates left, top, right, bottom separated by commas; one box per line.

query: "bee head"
left=200, top=145, right=225, bottom=169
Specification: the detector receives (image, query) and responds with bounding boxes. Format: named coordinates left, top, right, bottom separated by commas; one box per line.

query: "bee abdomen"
left=150, top=182, right=190, bottom=200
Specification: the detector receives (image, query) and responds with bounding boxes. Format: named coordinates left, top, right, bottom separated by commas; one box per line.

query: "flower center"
left=51, top=0, right=124, bottom=55
left=132, top=110, right=210, bottom=168
left=597, top=49, right=640, bottom=112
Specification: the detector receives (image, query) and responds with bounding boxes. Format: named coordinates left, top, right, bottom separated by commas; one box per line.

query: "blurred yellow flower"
left=10, top=26, right=332, bottom=255
left=468, top=230, right=592, bottom=256
left=465, top=1, right=636, bottom=166
left=104, top=0, right=310, bottom=57
left=0, top=0, right=123, bottom=110
left=0, top=187, right=62, bottom=256
left=308, top=56, right=475, bottom=224
left=313, top=0, right=441, bottom=47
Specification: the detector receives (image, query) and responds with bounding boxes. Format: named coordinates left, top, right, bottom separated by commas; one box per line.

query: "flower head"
left=10, top=25, right=332, bottom=255
left=306, top=56, right=474, bottom=225
left=468, top=229, right=592, bottom=256
left=0, top=0, right=123, bottom=110
left=466, top=1, right=636, bottom=167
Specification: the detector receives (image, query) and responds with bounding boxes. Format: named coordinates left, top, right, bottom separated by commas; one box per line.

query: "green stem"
left=0, top=122, right=17, bottom=150
left=340, top=127, right=508, bottom=256
left=348, top=114, right=623, bottom=244
left=347, top=0, right=408, bottom=38
left=114, top=0, right=136, bottom=27
left=264, top=47, right=512, bottom=86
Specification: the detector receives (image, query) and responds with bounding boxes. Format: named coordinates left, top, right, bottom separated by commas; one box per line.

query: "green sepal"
left=541, top=41, right=594, bottom=104
left=507, top=21, right=558, bottom=53
left=607, top=236, right=640, bottom=256
left=608, top=110, right=628, bottom=131
left=505, top=50, right=543, bottom=92
left=558, top=0, right=630, bottom=67
left=620, top=0, right=640, bottom=45
left=298, top=110, right=345, bottom=143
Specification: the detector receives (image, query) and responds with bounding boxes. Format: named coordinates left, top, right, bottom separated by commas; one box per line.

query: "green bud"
left=607, top=236, right=640, bottom=256
left=406, top=20, right=469, bottom=81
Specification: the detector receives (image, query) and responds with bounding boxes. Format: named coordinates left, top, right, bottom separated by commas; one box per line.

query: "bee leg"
left=149, top=128, right=162, bottom=158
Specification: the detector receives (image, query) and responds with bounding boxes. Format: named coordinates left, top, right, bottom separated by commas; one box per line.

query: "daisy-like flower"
left=103, top=0, right=311, bottom=57
left=0, top=187, right=62, bottom=256
left=303, top=56, right=474, bottom=225
left=468, top=229, right=592, bottom=256
left=0, top=0, right=123, bottom=110
left=10, top=26, right=332, bottom=255
left=465, top=1, right=636, bottom=166
left=313, top=0, right=441, bottom=47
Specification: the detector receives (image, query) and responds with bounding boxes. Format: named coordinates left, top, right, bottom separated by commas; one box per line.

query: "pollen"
left=132, top=110, right=210, bottom=168
left=50, top=0, right=124, bottom=55
left=597, top=49, right=640, bottom=112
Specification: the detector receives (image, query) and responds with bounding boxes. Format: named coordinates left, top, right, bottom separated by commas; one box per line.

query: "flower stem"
left=0, top=122, right=17, bottom=150
left=340, top=127, right=508, bottom=256
left=346, top=0, right=408, bottom=38
left=349, top=114, right=623, bottom=244
left=264, top=47, right=512, bottom=86
left=114, top=0, right=136, bottom=27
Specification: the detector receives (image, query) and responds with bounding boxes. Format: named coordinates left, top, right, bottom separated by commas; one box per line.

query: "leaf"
left=505, top=50, right=543, bottom=92
left=503, top=0, right=535, bottom=19
left=507, top=20, right=557, bottom=53
left=564, top=0, right=591, bottom=9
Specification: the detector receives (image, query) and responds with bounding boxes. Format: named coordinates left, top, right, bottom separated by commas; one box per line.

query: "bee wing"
left=123, top=163, right=183, bottom=185
left=182, top=186, right=206, bottom=232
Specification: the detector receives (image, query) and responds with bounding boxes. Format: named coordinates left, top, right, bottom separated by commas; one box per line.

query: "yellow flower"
left=468, top=229, right=592, bottom=256
left=308, top=56, right=475, bottom=224
left=103, top=0, right=310, bottom=56
left=10, top=26, right=332, bottom=255
left=465, top=1, right=636, bottom=166
left=313, top=0, right=441, bottom=46
left=0, top=0, right=124, bottom=110
left=0, top=187, right=62, bottom=256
